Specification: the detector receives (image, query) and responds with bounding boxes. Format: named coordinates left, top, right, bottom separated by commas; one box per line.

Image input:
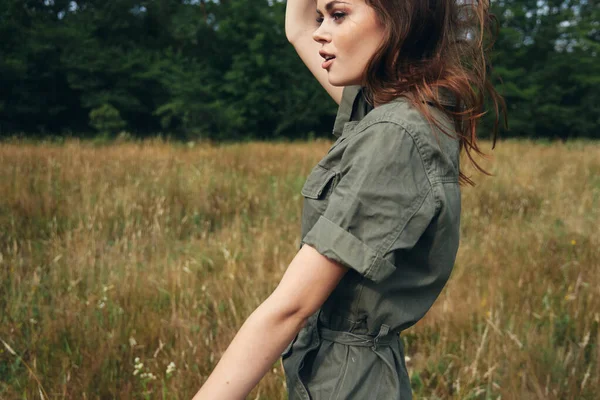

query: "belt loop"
left=371, top=324, right=390, bottom=351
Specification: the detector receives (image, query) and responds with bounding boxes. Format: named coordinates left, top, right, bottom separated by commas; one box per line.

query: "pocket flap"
left=301, top=165, right=337, bottom=199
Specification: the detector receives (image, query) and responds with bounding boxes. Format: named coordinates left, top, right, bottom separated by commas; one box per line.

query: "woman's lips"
left=322, top=57, right=335, bottom=69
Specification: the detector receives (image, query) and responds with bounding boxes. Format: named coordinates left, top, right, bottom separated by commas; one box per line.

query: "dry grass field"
left=0, top=139, right=598, bottom=399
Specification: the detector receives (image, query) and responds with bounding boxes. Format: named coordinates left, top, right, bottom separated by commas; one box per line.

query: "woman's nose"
left=312, top=23, right=331, bottom=44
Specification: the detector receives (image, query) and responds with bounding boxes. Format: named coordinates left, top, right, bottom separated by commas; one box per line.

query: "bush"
left=89, top=104, right=127, bottom=137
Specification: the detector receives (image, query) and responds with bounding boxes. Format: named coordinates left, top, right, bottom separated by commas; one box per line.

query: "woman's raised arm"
left=286, top=0, right=343, bottom=104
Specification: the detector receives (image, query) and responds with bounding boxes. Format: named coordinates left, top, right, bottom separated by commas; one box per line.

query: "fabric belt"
left=319, top=324, right=399, bottom=351
left=286, top=310, right=404, bottom=400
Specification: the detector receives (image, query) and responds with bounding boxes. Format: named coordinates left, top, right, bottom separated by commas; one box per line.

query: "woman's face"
left=313, top=0, right=386, bottom=87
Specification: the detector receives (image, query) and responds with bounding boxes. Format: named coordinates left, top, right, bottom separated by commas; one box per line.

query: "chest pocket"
left=301, top=164, right=338, bottom=200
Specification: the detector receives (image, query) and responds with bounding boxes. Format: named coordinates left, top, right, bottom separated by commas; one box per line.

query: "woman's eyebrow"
left=316, top=1, right=351, bottom=15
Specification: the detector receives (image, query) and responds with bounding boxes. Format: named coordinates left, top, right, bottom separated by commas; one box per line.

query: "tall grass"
left=0, top=139, right=598, bottom=399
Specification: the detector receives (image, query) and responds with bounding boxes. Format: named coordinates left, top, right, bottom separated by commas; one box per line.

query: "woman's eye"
left=315, top=12, right=346, bottom=24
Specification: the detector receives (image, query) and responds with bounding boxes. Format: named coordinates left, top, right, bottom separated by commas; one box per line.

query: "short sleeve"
left=301, top=122, right=438, bottom=283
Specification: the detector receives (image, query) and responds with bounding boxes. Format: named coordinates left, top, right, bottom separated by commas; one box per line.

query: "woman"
left=193, top=0, right=504, bottom=399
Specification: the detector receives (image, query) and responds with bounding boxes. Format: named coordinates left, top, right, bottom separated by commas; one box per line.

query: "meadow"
left=0, top=139, right=598, bottom=399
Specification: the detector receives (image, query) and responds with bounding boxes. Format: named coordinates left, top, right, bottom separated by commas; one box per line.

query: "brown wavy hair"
left=361, top=0, right=507, bottom=185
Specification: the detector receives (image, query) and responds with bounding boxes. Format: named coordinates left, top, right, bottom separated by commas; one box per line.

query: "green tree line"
left=0, top=0, right=598, bottom=140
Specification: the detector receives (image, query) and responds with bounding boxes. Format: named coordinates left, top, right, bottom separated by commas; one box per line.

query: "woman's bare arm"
left=286, top=0, right=343, bottom=104
left=191, top=244, right=348, bottom=400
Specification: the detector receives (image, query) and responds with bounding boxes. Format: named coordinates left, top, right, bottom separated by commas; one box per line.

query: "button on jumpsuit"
left=282, top=85, right=461, bottom=400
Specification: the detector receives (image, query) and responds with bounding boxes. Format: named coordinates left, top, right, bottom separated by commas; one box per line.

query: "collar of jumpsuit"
left=332, top=86, right=458, bottom=138
left=281, top=85, right=462, bottom=400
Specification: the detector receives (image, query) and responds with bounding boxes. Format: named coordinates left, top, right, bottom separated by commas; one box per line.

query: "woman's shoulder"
left=361, top=95, right=435, bottom=128
left=351, top=97, right=461, bottom=184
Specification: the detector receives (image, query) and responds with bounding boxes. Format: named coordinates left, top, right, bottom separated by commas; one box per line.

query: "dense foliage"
left=0, top=0, right=598, bottom=140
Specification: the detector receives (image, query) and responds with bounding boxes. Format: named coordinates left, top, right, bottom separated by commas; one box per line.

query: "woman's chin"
left=328, top=74, right=360, bottom=87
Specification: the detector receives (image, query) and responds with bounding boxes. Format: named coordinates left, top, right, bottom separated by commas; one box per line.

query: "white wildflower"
left=133, top=358, right=144, bottom=377
left=166, top=361, right=176, bottom=375
left=141, top=372, right=157, bottom=380
left=133, top=357, right=157, bottom=381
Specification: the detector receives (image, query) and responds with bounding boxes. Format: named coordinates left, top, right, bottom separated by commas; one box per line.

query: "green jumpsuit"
left=282, top=86, right=461, bottom=400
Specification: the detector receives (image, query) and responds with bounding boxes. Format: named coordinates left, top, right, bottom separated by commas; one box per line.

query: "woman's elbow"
left=260, top=295, right=313, bottom=328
